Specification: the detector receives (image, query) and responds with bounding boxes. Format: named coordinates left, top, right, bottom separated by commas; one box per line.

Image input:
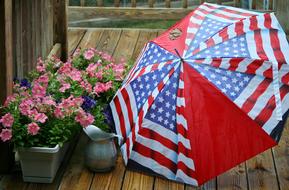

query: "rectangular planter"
left=17, top=143, right=69, bottom=183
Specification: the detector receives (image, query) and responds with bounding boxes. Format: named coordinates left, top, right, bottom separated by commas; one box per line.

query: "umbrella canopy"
left=109, top=3, right=289, bottom=186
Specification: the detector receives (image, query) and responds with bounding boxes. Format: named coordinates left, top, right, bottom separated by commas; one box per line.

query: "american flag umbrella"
left=109, top=3, right=289, bottom=186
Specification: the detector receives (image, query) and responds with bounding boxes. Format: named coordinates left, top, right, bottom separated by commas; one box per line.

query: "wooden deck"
left=0, top=28, right=288, bottom=190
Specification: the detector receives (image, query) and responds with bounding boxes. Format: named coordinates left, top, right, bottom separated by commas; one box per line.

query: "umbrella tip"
left=174, top=49, right=184, bottom=62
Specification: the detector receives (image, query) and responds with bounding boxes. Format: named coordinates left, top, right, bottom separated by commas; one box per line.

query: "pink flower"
left=54, top=107, right=64, bottom=118
left=113, top=64, right=125, bottom=80
left=42, top=96, right=56, bottom=106
left=0, top=113, right=14, bottom=128
left=84, top=49, right=95, bottom=60
left=4, top=95, right=16, bottom=107
left=93, top=81, right=112, bottom=95
left=32, top=83, right=46, bottom=98
left=59, top=83, right=71, bottom=92
left=36, top=74, right=49, bottom=86
left=58, top=63, right=72, bottom=74
left=36, top=58, right=46, bottom=73
left=27, top=122, right=40, bottom=135
left=34, top=113, right=48, bottom=123
left=80, top=80, right=92, bottom=93
left=19, top=99, right=34, bottom=116
left=75, top=109, right=95, bottom=127
left=0, top=129, right=12, bottom=142
left=69, top=69, right=82, bottom=82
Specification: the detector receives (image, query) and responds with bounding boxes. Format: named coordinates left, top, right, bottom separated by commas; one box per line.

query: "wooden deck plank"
left=217, top=164, right=248, bottom=190
left=154, top=177, right=185, bottom=190
left=131, top=30, right=158, bottom=60
left=246, top=149, right=279, bottom=190
left=77, top=29, right=104, bottom=49
left=121, top=170, right=155, bottom=190
left=272, top=120, right=289, bottom=190
left=96, top=29, right=122, bottom=55
left=185, top=179, right=216, bottom=190
left=112, top=29, right=140, bottom=61
left=90, top=154, right=126, bottom=190
left=58, top=134, right=93, bottom=190
left=67, top=28, right=86, bottom=55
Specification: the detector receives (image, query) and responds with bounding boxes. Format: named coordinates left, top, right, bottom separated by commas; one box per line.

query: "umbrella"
left=109, top=3, right=289, bottom=186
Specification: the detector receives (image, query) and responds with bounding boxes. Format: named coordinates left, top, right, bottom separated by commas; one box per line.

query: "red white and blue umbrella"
left=109, top=3, right=289, bottom=186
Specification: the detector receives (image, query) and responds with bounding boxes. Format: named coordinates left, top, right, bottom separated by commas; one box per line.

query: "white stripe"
left=246, top=31, right=259, bottom=59
left=187, top=27, right=198, bottom=34
left=257, top=13, right=265, bottom=30
left=227, top=24, right=237, bottom=39
left=277, top=30, right=289, bottom=64
left=194, top=10, right=207, bottom=18
left=130, top=150, right=176, bottom=179
left=263, top=89, right=289, bottom=134
left=136, top=135, right=178, bottom=164
left=145, top=64, right=153, bottom=73
left=177, top=134, right=191, bottom=150
left=190, top=16, right=203, bottom=25
left=177, top=97, right=185, bottom=107
left=219, top=59, right=231, bottom=69
left=176, top=170, right=198, bottom=186
left=236, top=58, right=254, bottom=72
left=255, top=61, right=272, bottom=76
left=176, top=114, right=188, bottom=129
left=234, top=76, right=265, bottom=107
left=260, top=26, right=276, bottom=61
left=178, top=153, right=195, bottom=171
left=110, top=101, right=122, bottom=145
left=157, top=61, right=167, bottom=70
left=248, top=83, right=274, bottom=119
left=280, top=64, right=289, bottom=82
left=179, top=80, right=184, bottom=89
left=142, top=119, right=191, bottom=149
left=206, top=14, right=236, bottom=23
left=211, top=33, right=223, bottom=45
left=117, top=92, right=131, bottom=137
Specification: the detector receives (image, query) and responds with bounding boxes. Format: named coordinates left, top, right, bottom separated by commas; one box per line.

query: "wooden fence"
left=68, top=0, right=276, bottom=23
left=0, top=0, right=67, bottom=103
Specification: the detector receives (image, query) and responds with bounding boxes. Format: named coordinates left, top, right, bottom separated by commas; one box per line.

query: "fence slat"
left=80, top=0, right=85, bottom=6
left=165, top=0, right=171, bottom=8
left=216, top=0, right=222, bottom=5
left=199, top=0, right=205, bottom=4
left=182, top=0, right=188, bottom=8
left=97, top=0, right=104, bottom=7
left=114, top=0, right=120, bottom=7
left=234, top=0, right=240, bottom=7
left=131, top=0, right=136, bottom=8
left=148, top=0, right=154, bottom=8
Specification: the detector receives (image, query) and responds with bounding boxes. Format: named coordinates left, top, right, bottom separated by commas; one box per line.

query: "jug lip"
left=83, top=125, right=117, bottom=142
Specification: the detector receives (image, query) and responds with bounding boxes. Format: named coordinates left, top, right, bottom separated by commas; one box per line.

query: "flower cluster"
left=0, top=48, right=129, bottom=147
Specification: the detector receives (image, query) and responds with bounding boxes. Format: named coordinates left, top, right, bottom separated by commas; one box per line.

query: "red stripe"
left=177, top=161, right=197, bottom=179
left=282, top=73, right=289, bottom=85
left=219, top=7, right=255, bottom=17
left=192, top=13, right=204, bottom=20
left=211, top=59, right=222, bottom=67
left=219, top=27, right=229, bottom=41
left=228, top=58, right=245, bottom=71
left=246, top=59, right=266, bottom=74
left=199, top=6, right=240, bottom=21
left=255, top=85, right=289, bottom=126
left=235, top=21, right=244, bottom=36
left=270, top=30, right=286, bottom=63
left=139, top=128, right=178, bottom=152
left=254, top=30, right=267, bottom=60
left=114, top=96, right=127, bottom=139
left=264, top=13, right=272, bottom=29
left=133, top=142, right=177, bottom=173
left=241, top=79, right=271, bottom=113
left=121, top=88, right=134, bottom=127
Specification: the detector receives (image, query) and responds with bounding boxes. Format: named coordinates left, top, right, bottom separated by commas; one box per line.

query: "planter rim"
left=18, top=144, right=60, bottom=153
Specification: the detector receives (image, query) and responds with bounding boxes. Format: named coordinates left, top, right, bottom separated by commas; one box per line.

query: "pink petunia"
left=84, top=49, right=95, bottom=60
left=75, top=109, right=95, bottom=127
left=36, top=58, right=46, bottom=73
left=19, top=99, right=33, bottom=116
left=54, top=107, right=64, bottom=118
left=27, top=122, right=40, bottom=136
left=0, top=129, right=12, bottom=142
left=59, top=83, right=71, bottom=93
left=3, top=95, right=16, bottom=107
left=32, top=83, right=46, bottom=98
left=80, top=80, right=92, bottom=93
left=69, top=69, right=82, bottom=82
left=42, top=96, right=56, bottom=106
left=34, top=113, right=48, bottom=123
left=58, top=63, right=72, bottom=74
left=0, top=113, right=14, bottom=128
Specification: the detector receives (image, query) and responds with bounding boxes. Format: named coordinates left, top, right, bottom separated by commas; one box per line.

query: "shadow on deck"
left=0, top=28, right=288, bottom=190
